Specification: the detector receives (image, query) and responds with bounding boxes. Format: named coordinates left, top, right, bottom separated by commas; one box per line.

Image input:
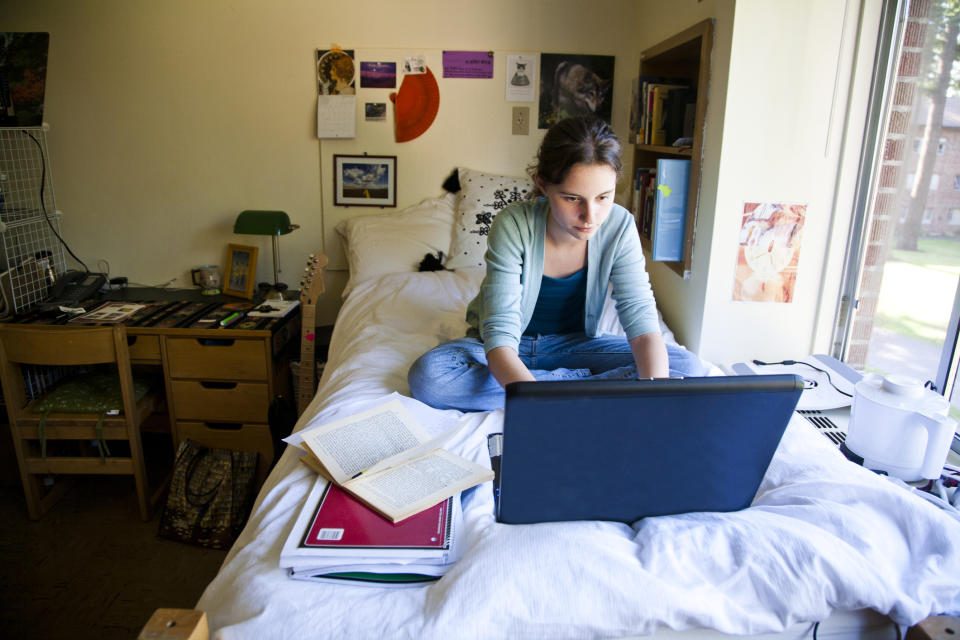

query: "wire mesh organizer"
left=0, top=125, right=66, bottom=315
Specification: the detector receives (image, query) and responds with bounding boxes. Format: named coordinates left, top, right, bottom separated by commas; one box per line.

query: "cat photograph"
left=538, top=53, right=614, bottom=128
left=511, top=61, right=530, bottom=86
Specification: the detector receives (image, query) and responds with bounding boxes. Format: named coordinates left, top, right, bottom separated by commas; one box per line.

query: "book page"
left=301, top=399, right=431, bottom=484
left=361, top=421, right=466, bottom=477
left=346, top=449, right=493, bottom=522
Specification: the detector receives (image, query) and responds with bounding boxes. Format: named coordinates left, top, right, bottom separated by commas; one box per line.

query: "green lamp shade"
left=233, top=210, right=296, bottom=236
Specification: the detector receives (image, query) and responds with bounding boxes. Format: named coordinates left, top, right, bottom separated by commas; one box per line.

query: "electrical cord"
left=21, top=129, right=89, bottom=273
left=751, top=359, right=854, bottom=398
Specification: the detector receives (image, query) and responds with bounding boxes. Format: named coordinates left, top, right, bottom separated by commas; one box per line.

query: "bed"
left=195, top=170, right=960, bottom=639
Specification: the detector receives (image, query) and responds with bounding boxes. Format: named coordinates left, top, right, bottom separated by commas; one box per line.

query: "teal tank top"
left=523, top=268, right=586, bottom=336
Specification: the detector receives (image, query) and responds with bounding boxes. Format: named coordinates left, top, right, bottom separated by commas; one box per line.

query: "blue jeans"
left=407, top=333, right=706, bottom=412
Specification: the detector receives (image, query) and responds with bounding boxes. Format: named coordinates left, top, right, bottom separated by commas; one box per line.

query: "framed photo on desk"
left=224, top=243, right=258, bottom=299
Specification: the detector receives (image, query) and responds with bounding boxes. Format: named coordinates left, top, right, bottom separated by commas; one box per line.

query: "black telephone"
left=45, top=270, right=106, bottom=306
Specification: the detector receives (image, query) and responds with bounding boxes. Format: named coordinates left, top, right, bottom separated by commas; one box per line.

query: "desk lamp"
left=233, top=210, right=300, bottom=300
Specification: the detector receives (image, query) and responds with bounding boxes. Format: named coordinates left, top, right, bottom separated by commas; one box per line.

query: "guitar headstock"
left=299, top=253, right=329, bottom=305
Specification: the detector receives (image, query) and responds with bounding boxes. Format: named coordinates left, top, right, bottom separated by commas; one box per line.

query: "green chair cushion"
left=32, top=372, right=155, bottom=415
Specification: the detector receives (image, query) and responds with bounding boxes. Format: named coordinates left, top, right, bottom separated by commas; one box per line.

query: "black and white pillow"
left=445, top=167, right=532, bottom=270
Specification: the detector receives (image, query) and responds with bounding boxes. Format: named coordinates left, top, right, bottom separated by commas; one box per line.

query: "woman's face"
left=538, top=162, right=618, bottom=243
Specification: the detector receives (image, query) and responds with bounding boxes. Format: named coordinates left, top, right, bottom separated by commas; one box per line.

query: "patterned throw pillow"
left=444, top=167, right=533, bottom=270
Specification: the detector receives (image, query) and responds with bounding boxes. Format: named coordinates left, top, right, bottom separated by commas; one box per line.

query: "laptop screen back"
left=496, top=375, right=803, bottom=524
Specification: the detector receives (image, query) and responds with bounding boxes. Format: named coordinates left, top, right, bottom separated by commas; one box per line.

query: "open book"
left=299, top=398, right=494, bottom=523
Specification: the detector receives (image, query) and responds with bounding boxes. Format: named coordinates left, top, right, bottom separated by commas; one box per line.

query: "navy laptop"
left=495, top=374, right=803, bottom=524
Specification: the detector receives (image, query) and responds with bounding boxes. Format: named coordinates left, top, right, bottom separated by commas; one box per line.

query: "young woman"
left=408, top=115, right=704, bottom=411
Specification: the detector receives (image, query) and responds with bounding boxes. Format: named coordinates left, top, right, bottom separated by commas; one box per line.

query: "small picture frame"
left=223, top=243, right=259, bottom=299
left=333, top=154, right=397, bottom=207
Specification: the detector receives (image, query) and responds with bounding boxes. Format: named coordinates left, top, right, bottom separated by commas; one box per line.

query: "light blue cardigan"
left=465, top=198, right=661, bottom=354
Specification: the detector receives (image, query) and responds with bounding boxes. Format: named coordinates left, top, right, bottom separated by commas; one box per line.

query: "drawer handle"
left=127, top=336, right=138, bottom=346
left=199, top=381, right=238, bottom=390
left=197, top=338, right=236, bottom=347
left=203, top=422, right=243, bottom=431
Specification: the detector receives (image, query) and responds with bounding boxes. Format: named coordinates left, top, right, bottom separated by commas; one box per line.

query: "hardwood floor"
left=0, top=469, right=228, bottom=639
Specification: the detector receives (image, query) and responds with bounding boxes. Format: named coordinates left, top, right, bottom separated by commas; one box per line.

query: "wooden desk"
left=5, top=289, right=300, bottom=488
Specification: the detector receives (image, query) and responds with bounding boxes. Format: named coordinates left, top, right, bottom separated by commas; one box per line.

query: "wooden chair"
left=0, top=324, right=162, bottom=520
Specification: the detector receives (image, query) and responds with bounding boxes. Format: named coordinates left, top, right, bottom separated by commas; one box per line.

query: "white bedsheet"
left=197, top=268, right=960, bottom=639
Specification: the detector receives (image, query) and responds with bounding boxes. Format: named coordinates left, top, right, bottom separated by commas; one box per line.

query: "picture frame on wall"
left=333, top=154, right=397, bottom=207
left=223, top=243, right=259, bottom=299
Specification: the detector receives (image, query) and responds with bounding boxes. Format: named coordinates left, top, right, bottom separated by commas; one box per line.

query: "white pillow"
left=336, top=193, right=456, bottom=297
left=444, top=167, right=533, bottom=270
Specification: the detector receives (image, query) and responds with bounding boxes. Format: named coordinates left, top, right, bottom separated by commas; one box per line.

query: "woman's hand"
left=487, top=346, right=537, bottom=388
left=629, top=332, right=669, bottom=379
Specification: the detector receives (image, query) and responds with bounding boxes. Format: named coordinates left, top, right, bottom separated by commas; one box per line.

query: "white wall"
left=4, top=0, right=642, bottom=325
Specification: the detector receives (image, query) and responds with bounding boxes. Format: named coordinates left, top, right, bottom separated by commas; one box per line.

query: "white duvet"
left=197, top=268, right=960, bottom=639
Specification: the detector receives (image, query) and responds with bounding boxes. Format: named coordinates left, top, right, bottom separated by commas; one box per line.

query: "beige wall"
left=6, top=0, right=882, bottom=366
left=4, top=0, right=642, bottom=325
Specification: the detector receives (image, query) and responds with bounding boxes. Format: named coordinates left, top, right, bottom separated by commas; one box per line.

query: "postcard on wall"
left=365, top=102, right=386, bottom=121
left=442, top=50, right=494, bottom=79
left=732, top=202, right=806, bottom=303
left=506, top=54, right=537, bottom=102
left=402, top=55, right=427, bottom=75
left=360, top=61, right=396, bottom=88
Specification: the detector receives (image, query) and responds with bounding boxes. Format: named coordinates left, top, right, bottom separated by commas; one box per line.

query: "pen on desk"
left=220, top=312, right=241, bottom=327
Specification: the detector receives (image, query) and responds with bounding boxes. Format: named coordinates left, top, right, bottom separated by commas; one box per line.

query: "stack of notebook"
left=280, top=475, right=462, bottom=587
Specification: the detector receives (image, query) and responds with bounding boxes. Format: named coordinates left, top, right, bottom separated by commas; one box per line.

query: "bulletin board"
left=318, top=48, right=548, bottom=271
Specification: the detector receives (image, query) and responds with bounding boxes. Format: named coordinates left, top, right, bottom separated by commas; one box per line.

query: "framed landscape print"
left=333, top=155, right=397, bottom=207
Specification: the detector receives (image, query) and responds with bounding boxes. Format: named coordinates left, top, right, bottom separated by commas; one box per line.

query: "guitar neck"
left=297, top=304, right=318, bottom=415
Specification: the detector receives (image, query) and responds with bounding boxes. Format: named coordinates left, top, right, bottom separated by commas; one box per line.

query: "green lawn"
left=875, top=237, right=960, bottom=345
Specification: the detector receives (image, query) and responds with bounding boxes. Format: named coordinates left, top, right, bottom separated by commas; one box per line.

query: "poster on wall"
left=0, top=32, right=49, bottom=127
left=506, top=54, right=537, bottom=102
left=538, top=53, right=614, bottom=129
left=732, top=202, right=806, bottom=303
left=442, top=50, right=494, bottom=78
left=316, top=48, right=357, bottom=139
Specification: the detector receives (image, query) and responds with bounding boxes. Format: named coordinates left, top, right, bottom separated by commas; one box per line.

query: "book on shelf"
left=650, top=158, right=690, bottom=262
left=297, top=397, right=494, bottom=523
left=68, top=301, right=146, bottom=324
left=280, top=475, right=462, bottom=586
left=633, top=168, right=657, bottom=241
left=634, top=76, right=693, bottom=145
left=650, top=84, right=689, bottom=146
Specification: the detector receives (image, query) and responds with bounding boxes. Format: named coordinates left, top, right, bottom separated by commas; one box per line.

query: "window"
left=834, top=0, right=960, bottom=415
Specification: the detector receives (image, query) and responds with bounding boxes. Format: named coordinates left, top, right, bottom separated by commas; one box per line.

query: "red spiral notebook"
left=303, top=483, right=452, bottom=551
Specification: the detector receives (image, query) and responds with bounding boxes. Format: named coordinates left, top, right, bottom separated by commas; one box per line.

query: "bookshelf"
left=633, top=19, right=713, bottom=278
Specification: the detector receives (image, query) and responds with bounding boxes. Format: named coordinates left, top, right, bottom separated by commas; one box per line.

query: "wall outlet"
left=512, top=106, right=529, bottom=135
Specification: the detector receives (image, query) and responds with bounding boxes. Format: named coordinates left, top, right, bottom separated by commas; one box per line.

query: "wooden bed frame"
left=138, top=608, right=960, bottom=640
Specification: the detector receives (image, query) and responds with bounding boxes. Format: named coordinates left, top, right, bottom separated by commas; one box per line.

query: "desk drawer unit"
left=169, top=380, right=269, bottom=423
left=163, top=332, right=279, bottom=489
left=127, top=335, right=161, bottom=362
left=165, top=337, right=268, bottom=381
